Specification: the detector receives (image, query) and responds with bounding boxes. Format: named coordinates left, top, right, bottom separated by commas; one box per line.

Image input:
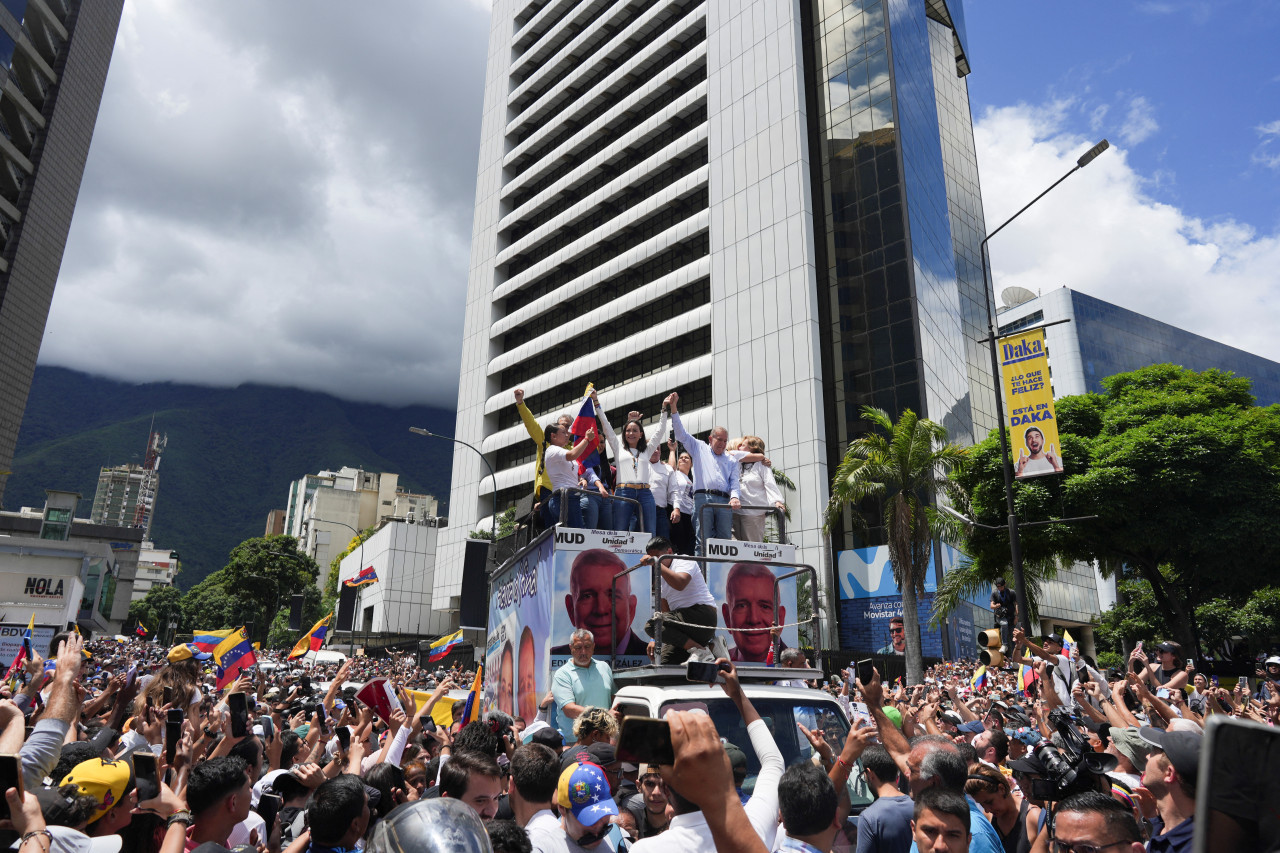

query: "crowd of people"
left=517, top=389, right=785, bottom=548
left=0, top=620, right=1275, bottom=853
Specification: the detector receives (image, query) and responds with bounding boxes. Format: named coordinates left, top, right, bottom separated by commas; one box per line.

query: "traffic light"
left=978, top=629, right=1004, bottom=667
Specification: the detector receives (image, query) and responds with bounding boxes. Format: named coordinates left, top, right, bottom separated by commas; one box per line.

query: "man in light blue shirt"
left=666, top=391, right=740, bottom=552
left=550, top=628, right=615, bottom=743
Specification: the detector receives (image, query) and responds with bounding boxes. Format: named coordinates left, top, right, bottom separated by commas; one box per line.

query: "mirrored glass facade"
left=802, top=0, right=994, bottom=546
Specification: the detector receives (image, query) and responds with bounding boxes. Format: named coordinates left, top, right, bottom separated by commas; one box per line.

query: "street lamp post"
left=409, top=427, right=498, bottom=541
left=312, top=517, right=366, bottom=656
left=979, top=139, right=1109, bottom=636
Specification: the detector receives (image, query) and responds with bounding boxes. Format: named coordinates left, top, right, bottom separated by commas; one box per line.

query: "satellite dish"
left=1001, top=286, right=1036, bottom=309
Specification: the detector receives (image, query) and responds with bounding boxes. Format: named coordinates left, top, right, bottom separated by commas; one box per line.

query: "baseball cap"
left=1138, top=727, right=1202, bottom=780
left=882, top=707, right=903, bottom=729
left=1044, top=633, right=1065, bottom=647
left=1156, top=642, right=1179, bottom=654
left=557, top=762, right=619, bottom=826
left=585, top=743, right=618, bottom=769
left=560, top=744, right=595, bottom=775
left=1265, top=656, right=1280, bottom=667
left=957, top=720, right=985, bottom=734
left=1009, top=753, right=1048, bottom=775
left=722, top=741, right=748, bottom=772
left=60, top=758, right=134, bottom=823
left=167, top=644, right=212, bottom=663
left=1108, top=727, right=1155, bottom=769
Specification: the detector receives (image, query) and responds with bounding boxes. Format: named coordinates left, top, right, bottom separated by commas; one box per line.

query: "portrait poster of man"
left=484, top=536, right=554, bottom=720
left=548, top=529, right=651, bottom=670
left=999, top=327, right=1063, bottom=479
left=704, top=539, right=799, bottom=662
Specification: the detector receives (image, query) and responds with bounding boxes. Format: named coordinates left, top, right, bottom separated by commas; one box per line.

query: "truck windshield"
left=657, top=697, right=850, bottom=792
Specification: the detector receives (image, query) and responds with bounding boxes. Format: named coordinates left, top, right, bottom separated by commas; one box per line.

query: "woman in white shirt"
left=649, top=436, right=676, bottom=540
left=733, top=435, right=785, bottom=542
left=667, top=449, right=695, bottom=554
left=598, top=398, right=668, bottom=536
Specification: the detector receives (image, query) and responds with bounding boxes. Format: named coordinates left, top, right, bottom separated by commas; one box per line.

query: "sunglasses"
left=889, top=627, right=905, bottom=634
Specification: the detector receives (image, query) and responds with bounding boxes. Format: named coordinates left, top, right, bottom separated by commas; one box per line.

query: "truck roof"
left=614, top=682, right=841, bottom=705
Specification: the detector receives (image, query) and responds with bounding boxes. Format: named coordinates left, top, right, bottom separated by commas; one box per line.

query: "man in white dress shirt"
left=665, top=391, right=740, bottom=553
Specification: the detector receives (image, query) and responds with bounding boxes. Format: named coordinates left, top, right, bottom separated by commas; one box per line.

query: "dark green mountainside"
left=6, top=366, right=456, bottom=589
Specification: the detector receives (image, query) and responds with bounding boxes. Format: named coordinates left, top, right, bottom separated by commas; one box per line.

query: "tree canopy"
left=951, top=364, right=1280, bottom=652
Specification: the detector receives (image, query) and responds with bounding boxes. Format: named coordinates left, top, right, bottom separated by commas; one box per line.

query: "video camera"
left=1028, top=708, right=1116, bottom=802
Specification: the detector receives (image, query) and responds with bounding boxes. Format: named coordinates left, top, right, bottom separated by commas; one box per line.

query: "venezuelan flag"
left=192, top=628, right=236, bottom=653
left=426, top=630, right=464, bottom=663
left=213, top=627, right=257, bottom=689
left=344, top=566, right=379, bottom=588
left=458, top=665, right=483, bottom=728
left=4, top=614, right=34, bottom=686
left=1018, top=664, right=1039, bottom=695
left=971, top=665, right=988, bottom=690
left=569, top=388, right=602, bottom=476
left=135, top=622, right=148, bottom=638
left=288, top=614, right=333, bottom=660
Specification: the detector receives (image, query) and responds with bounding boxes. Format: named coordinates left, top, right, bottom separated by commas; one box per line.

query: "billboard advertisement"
left=484, top=535, right=555, bottom=722
left=703, top=539, right=801, bottom=661
left=836, top=543, right=991, bottom=659
left=0, top=623, right=57, bottom=668
left=999, top=328, right=1063, bottom=479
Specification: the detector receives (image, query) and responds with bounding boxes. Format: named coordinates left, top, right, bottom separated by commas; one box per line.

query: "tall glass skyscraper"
left=439, top=0, right=993, bottom=632
left=0, top=0, right=125, bottom=507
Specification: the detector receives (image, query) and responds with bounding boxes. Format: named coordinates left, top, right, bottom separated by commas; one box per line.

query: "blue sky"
left=40, top=1, right=1280, bottom=405
left=965, top=1, right=1278, bottom=232
left=957, top=0, right=1280, bottom=366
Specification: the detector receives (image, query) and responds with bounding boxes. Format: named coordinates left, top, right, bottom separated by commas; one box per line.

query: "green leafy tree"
left=470, top=507, right=521, bottom=541
left=267, top=585, right=327, bottom=650
left=954, top=365, right=1280, bottom=652
left=128, top=585, right=182, bottom=640
left=825, top=407, right=968, bottom=685
left=221, top=535, right=319, bottom=644
left=179, top=572, right=239, bottom=634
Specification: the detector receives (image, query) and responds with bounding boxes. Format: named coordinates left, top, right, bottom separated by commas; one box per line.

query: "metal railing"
left=555, top=486, right=645, bottom=532
left=695, top=502, right=789, bottom=553
left=610, top=552, right=823, bottom=673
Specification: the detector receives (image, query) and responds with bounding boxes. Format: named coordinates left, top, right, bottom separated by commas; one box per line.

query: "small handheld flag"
left=344, top=566, right=379, bottom=588
left=3, top=614, right=35, bottom=687
left=426, top=630, right=464, bottom=663
left=135, top=622, right=149, bottom=638
left=971, top=665, right=988, bottom=690
left=568, top=390, right=602, bottom=477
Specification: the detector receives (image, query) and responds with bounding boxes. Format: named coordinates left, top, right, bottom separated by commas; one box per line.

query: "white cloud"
left=42, top=0, right=490, bottom=407
left=1119, top=95, right=1159, bottom=145
left=975, top=102, right=1280, bottom=367
left=1254, top=119, right=1280, bottom=170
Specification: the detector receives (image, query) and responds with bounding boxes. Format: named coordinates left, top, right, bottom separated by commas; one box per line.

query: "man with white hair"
left=666, top=391, right=740, bottom=551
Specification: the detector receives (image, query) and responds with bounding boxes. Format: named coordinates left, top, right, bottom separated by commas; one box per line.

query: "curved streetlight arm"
left=978, top=139, right=1108, bottom=636
left=410, top=427, right=498, bottom=541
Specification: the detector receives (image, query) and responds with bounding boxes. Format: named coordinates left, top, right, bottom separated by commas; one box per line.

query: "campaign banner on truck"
left=999, top=328, right=1063, bottom=479
left=704, top=539, right=800, bottom=661
left=485, top=535, right=555, bottom=722
left=547, top=528, right=652, bottom=672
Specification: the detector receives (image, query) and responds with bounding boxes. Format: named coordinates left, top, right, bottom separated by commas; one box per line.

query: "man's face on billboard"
left=566, top=552, right=636, bottom=650
left=498, top=646, right=513, bottom=715
left=890, top=620, right=906, bottom=652
left=1025, top=428, right=1044, bottom=455
left=518, top=631, right=537, bottom=722
left=722, top=569, right=783, bottom=661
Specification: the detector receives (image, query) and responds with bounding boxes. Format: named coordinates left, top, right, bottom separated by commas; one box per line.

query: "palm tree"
left=825, top=407, right=969, bottom=685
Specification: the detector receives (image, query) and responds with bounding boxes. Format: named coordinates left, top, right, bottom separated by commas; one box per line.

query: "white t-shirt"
left=544, top=445, right=579, bottom=491
left=1021, top=455, right=1056, bottom=475
left=649, top=461, right=671, bottom=507
left=661, top=557, right=716, bottom=610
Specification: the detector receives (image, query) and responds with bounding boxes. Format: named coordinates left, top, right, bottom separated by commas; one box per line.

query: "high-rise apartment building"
left=439, top=0, right=994, bottom=633
left=0, top=0, right=124, bottom=507
left=277, top=466, right=438, bottom=587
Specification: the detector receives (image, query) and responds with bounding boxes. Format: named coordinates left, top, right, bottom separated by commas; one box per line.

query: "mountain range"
left=5, top=366, right=457, bottom=590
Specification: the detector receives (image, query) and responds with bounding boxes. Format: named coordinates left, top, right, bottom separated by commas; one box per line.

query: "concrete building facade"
left=0, top=0, right=124, bottom=507
left=439, top=0, right=996, bottom=645
left=335, top=518, right=453, bottom=638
